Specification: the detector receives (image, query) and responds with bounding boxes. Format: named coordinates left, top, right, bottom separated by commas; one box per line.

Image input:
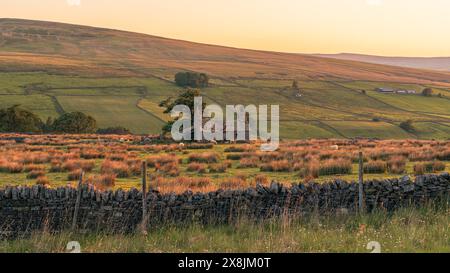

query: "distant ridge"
left=316, top=53, right=450, bottom=72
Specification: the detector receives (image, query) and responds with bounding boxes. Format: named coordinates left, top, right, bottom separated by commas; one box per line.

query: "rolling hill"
left=316, top=53, right=450, bottom=72
left=1, top=18, right=450, bottom=139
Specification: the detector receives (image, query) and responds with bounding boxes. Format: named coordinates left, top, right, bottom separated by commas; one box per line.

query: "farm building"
left=376, top=88, right=416, bottom=94
left=376, top=87, right=395, bottom=93
left=395, top=90, right=416, bottom=94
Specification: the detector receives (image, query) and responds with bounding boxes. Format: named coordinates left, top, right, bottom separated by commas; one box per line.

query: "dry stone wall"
left=0, top=173, right=449, bottom=237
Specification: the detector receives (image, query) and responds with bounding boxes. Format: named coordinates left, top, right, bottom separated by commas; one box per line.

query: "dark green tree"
left=399, top=119, right=415, bottom=132
left=175, top=72, right=209, bottom=88
left=0, top=105, right=43, bottom=133
left=292, top=80, right=299, bottom=90
left=43, top=117, right=54, bottom=133
left=52, top=112, right=97, bottom=133
left=159, top=88, right=205, bottom=137
left=422, top=88, right=433, bottom=97
left=97, top=126, right=131, bottom=135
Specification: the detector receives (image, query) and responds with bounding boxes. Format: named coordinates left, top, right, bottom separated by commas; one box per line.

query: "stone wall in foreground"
left=0, top=173, right=449, bottom=236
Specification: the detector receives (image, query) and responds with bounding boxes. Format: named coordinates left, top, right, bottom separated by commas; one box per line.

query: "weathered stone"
left=101, top=192, right=110, bottom=203
left=403, top=184, right=415, bottom=193
left=32, top=185, right=39, bottom=199
left=11, top=187, right=18, bottom=200
left=0, top=173, right=448, bottom=237
left=115, top=189, right=124, bottom=202
left=400, top=175, right=411, bottom=184
left=270, top=181, right=280, bottom=194
left=256, top=183, right=267, bottom=194
left=246, top=188, right=258, bottom=197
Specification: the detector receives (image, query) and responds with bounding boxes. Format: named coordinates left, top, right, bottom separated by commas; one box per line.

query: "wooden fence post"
left=358, top=151, right=365, bottom=214
left=141, top=161, right=148, bottom=234
left=71, top=171, right=84, bottom=231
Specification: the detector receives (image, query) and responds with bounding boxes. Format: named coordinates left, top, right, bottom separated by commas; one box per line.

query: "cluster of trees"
left=175, top=72, right=209, bottom=88
left=422, top=88, right=433, bottom=97
left=0, top=105, right=129, bottom=134
left=159, top=88, right=206, bottom=138
left=400, top=119, right=415, bottom=133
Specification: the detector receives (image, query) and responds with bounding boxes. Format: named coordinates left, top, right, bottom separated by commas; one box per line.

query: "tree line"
left=0, top=105, right=130, bottom=134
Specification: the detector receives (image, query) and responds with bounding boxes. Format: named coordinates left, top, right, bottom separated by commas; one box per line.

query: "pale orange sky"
left=1, top=0, right=450, bottom=57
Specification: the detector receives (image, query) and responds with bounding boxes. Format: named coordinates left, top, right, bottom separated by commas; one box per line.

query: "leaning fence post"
left=71, top=171, right=84, bottom=231
left=358, top=151, right=365, bottom=214
left=141, top=161, right=148, bottom=234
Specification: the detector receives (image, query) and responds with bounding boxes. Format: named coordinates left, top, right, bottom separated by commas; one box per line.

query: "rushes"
left=62, top=159, right=95, bottom=172
left=187, top=163, right=208, bottom=173
left=0, top=161, right=24, bottom=173
left=238, top=158, right=258, bottom=168
left=318, top=159, right=352, bottom=176
left=27, top=170, right=46, bottom=179
left=101, top=160, right=131, bottom=178
left=363, top=161, right=387, bottom=174
left=188, top=152, right=219, bottom=163
left=208, top=162, right=228, bottom=173
left=414, top=161, right=446, bottom=175
left=387, top=156, right=406, bottom=174
left=219, top=177, right=247, bottom=190
left=260, top=160, right=291, bottom=172
left=87, top=174, right=116, bottom=190
left=146, top=154, right=180, bottom=167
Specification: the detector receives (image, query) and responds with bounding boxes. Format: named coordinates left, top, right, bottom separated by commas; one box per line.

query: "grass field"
left=0, top=71, right=449, bottom=138
left=1, top=205, right=448, bottom=253
left=323, top=121, right=413, bottom=139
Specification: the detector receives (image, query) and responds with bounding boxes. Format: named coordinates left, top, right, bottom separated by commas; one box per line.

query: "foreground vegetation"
left=0, top=135, right=449, bottom=192
left=1, top=205, right=448, bottom=253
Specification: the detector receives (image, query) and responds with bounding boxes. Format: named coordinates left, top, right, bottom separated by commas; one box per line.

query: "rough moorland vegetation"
left=0, top=134, right=448, bottom=193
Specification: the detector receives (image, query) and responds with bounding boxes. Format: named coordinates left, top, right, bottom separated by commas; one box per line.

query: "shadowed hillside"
left=1, top=18, right=450, bottom=138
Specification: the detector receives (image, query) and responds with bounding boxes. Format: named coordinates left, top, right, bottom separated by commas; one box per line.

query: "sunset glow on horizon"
left=1, top=0, right=450, bottom=57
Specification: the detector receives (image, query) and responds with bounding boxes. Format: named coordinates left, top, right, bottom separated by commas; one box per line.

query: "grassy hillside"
left=1, top=18, right=450, bottom=138
left=2, top=206, right=449, bottom=253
